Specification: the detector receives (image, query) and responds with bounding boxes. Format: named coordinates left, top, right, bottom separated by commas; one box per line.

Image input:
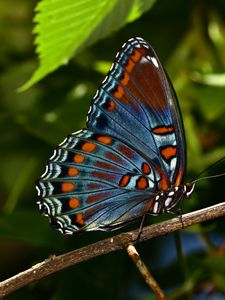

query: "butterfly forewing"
left=37, top=37, right=187, bottom=234
left=87, top=37, right=186, bottom=187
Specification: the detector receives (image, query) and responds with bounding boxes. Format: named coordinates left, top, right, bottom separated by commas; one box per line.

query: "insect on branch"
left=1, top=202, right=225, bottom=297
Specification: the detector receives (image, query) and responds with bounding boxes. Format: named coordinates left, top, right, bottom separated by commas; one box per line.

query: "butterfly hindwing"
left=37, top=129, right=160, bottom=234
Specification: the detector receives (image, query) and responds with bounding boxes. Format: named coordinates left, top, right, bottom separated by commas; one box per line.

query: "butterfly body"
left=36, top=37, right=195, bottom=235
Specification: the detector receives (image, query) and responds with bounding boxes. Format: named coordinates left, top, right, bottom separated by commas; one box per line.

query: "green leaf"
left=20, top=0, right=156, bottom=91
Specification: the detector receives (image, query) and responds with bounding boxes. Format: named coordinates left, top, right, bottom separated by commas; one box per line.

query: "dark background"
left=1, top=0, right=225, bottom=299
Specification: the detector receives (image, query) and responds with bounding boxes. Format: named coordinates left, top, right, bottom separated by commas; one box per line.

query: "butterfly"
left=36, top=37, right=195, bottom=235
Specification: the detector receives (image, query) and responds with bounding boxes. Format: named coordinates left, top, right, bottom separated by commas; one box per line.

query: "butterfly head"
left=152, top=182, right=195, bottom=214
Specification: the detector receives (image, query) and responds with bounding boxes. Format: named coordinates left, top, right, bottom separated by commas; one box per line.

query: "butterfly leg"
left=133, top=215, right=146, bottom=242
left=175, top=195, right=185, bottom=228
left=176, top=208, right=184, bottom=229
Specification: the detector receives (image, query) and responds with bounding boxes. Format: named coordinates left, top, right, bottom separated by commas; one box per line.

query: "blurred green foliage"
left=1, top=0, right=225, bottom=299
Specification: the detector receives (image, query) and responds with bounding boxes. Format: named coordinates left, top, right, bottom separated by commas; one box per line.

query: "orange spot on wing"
left=61, top=182, right=75, bottom=192
left=75, top=213, right=85, bottom=225
left=131, top=49, right=142, bottom=62
left=125, top=59, right=135, bottom=72
left=175, top=167, right=184, bottom=186
left=69, top=198, right=80, bottom=209
left=73, top=154, right=85, bottom=163
left=106, top=100, right=116, bottom=111
left=114, top=86, right=124, bottom=99
left=152, top=126, right=174, bottom=135
left=137, top=176, right=148, bottom=190
left=161, top=146, right=177, bottom=160
left=68, top=167, right=79, bottom=177
left=97, top=136, right=112, bottom=145
left=142, top=163, right=151, bottom=175
left=159, top=176, right=168, bottom=190
left=120, top=72, right=130, bottom=85
left=119, top=175, right=130, bottom=187
left=82, top=142, right=96, bottom=152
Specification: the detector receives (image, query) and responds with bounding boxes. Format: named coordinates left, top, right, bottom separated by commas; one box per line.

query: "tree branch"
left=1, top=202, right=225, bottom=297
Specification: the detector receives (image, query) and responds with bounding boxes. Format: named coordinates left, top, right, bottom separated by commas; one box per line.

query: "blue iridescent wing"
left=87, top=37, right=186, bottom=189
left=36, top=130, right=159, bottom=234
left=36, top=37, right=187, bottom=234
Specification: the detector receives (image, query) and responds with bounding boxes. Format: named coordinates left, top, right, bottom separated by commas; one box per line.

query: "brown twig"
left=125, top=243, right=166, bottom=299
left=1, top=202, right=225, bottom=297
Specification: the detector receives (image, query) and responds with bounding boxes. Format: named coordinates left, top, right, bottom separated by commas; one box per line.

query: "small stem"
left=174, top=232, right=193, bottom=300
left=125, top=243, right=166, bottom=300
left=174, top=232, right=188, bottom=280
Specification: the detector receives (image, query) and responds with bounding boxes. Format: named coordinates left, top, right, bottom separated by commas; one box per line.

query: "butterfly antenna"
left=191, top=156, right=225, bottom=183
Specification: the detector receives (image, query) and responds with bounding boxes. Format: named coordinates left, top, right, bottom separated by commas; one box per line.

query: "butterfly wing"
left=36, top=130, right=159, bottom=234
left=87, top=37, right=186, bottom=188
left=36, top=37, right=187, bottom=234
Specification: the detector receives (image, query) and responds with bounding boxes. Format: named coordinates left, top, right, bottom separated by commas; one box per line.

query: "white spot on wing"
left=59, top=137, right=68, bottom=147
left=64, top=229, right=73, bottom=235
left=55, top=219, right=63, bottom=228
left=49, top=149, right=58, bottom=161
left=151, top=57, right=159, bottom=68
left=36, top=186, right=41, bottom=196
left=93, top=90, right=99, bottom=99
left=40, top=202, right=51, bottom=216
left=153, top=201, right=159, bottom=213
left=71, top=129, right=83, bottom=136
left=165, top=197, right=172, bottom=207
left=168, top=191, right=175, bottom=196
left=87, top=106, right=92, bottom=114
left=40, top=165, right=49, bottom=179
left=109, top=63, right=115, bottom=71
left=102, top=76, right=108, bottom=84
left=170, top=157, right=177, bottom=171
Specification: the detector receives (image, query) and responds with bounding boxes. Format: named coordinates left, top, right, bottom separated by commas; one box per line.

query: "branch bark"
left=1, top=202, right=225, bottom=297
